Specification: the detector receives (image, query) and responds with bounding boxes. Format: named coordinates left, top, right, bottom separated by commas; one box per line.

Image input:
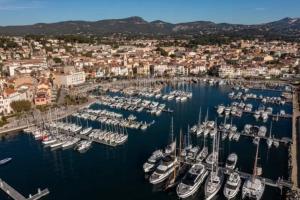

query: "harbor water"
left=0, top=83, right=292, bottom=200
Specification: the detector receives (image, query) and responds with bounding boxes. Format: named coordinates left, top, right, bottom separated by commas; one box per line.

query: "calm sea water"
left=0, top=83, right=292, bottom=200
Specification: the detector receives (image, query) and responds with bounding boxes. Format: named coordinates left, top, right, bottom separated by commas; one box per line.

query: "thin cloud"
left=0, top=0, right=43, bottom=11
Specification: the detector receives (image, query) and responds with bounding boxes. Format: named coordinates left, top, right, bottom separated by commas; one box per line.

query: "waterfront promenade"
left=0, top=98, right=97, bottom=135
left=291, top=90, right=300, bottom=189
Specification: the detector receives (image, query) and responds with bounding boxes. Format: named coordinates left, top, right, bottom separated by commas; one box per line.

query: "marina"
left=0, top=81, right=296, bottom=200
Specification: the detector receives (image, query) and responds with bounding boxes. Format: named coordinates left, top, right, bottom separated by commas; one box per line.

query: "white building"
left=54, top=71, right=86, bottom=87
left=0, top=90, right=28, bottom=115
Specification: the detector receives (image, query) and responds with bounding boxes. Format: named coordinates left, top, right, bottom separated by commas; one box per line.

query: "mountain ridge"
left=0, top=16, right=299, bottom=37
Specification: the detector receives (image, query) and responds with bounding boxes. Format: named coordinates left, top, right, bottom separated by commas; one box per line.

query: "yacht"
left=244, top=124, right=252, bottom=134
left=258, top=126, right=267, bottom=137
left=77, top=140, right=92, bottom=153
left=62, top=138, right=80, bottom=149
left=50, top=141, right=64, bottom=149
left=196, top=146, right=209, bottom=162
left=177, top=163, right=209, bottom=198
left=149, top=156, right=177, bottom=184
left=242, top=142, right=265, bottom=200
left=42, top=137, right=57, bottom=146
left=204, top=168, right=224, bottom=200
left=80, top=127, right=93, bottom=135
left=225, top=153, right=238, bottom=170
left=143, top=150, right=164, bottom=173
left=223, top=172, right=241, bottom=199
left=217, top=105, right=225, bottom=115
left=206, top=152, right=217, bottom=165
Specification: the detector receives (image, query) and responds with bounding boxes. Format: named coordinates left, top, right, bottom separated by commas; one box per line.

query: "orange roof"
left=4, top=88, right=16, bottom=95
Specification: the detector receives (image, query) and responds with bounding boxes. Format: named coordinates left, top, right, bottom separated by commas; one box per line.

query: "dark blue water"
left=0, top=83, right=291, bottom=200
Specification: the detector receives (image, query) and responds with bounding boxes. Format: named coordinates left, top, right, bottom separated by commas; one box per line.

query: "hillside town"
left=0, top=36, right=299, bottom=119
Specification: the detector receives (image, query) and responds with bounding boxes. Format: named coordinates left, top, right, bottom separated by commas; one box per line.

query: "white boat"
left=204, top=168, right=224, bottom=200
left=62, top=138, right=80, bottom=149
left=0, top=157, right=12, bottom=166
left=242, top=178, right=265, bottom=200
left=242, top=140, right=265, bottom=200
left=77, top=140, right=92, bottom=153
left=50, top=141, right=64, bottom=149
left=196, top=147, right=209, bottom=162
left=224, top=172, right=241, bottom=199
left=180, top=96, right=188, bottom=102
left=143, top=150, right=164, bottom=173
left=225, top=153, right=238, bottom=170
left=80, top=127, right=93, bottom=135
left=149, top=156, right=177, bottom=184
left=42, top=138, right=57, bottom=146
left=176, top=163, right=209, bottom=198
left=257, top=126, right=267, bottom=137
left=217, top=105, right=225, bottom=115
left=206, top=152, right=217, bottom=165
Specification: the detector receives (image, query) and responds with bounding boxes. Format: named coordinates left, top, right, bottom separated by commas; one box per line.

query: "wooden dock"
left=0, top=178, right=49, bottom=200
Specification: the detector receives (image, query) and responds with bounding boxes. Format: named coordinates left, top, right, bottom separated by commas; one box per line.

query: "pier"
left=291, top=90, right=300, bottom=189
left=77, top=134, right=119, bottom=147
left=0, top=178, right=49, bottom=200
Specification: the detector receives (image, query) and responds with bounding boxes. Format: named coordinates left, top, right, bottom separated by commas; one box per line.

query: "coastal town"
left=0, top=33, right=300, bottom=200
left=0, top=36, right=299, bottom=118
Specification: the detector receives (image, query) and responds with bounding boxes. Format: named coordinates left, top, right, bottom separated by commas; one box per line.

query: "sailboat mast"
left=187, top=125, right=190, bottom=147
left=198, top=107, right=202, bottom=127
left=269, top=121, right=273, bottom=138
left=253, top=140, right=260, bottom=178
left=171, top=117, right=174, bottom=142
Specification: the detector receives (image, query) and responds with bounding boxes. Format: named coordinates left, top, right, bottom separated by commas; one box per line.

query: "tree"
left=10, top=100, right=32, bottom=113
left=53, top=57, right=63, bottom=64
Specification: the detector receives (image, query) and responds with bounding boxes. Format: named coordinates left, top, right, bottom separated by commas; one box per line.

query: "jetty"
left=0, top=178, right=49, bottom=200
left=291, top=90, right=300, bottom=189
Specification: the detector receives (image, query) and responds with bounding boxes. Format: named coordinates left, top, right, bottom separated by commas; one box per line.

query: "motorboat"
left=224, top=172, right=241, bottom=199
left=0, top=157, right=12, bottom=166
left=143, top=150, right=164, bottom=173
left=225, top=153, right=238, bottom=170
left=177, top=163, right=209, bottom=198
left=196, top=147, right=209, bottom=162
left=149, top=156, right=177, bottom=184
left=204, top=168, right=224, bottom=200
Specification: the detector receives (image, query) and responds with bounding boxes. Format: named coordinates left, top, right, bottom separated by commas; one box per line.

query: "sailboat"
left=242, top=141, right=265, bottom=200
left=196, top=107, right=203, bottom=137
left=204, top=129, right=224, bottom=200
left=165, top=117, right=176, bottom=155
left=266, top=122, right=273, bottom=148
left=197, top=125, right=209, bottom=162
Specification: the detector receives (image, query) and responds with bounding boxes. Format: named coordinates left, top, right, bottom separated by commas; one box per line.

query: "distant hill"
left=0, top=16, right=300, bottom=38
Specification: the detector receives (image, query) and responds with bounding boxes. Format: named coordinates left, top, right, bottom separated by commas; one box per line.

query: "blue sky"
left=0, top=0, right=299, bottom=26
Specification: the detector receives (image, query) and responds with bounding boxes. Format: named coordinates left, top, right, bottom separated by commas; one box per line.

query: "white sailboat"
left=242, top=142, right=265, bottom=200
left=204, top=130, right=224, bottom=200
